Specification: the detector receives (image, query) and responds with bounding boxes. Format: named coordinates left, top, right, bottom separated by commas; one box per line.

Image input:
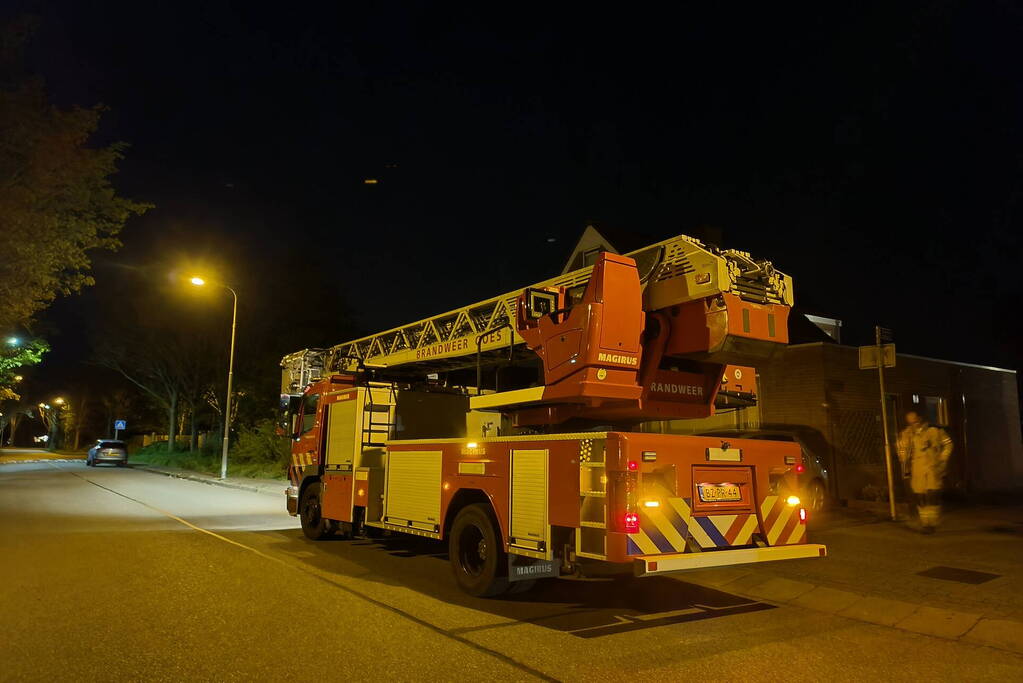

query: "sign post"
left=114, top=419, right=127, bottom=440
left=859, top=328, right=897, bottom=521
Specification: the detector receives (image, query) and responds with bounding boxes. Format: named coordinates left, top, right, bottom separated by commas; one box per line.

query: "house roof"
left=561, top=224, right=728, bottom=274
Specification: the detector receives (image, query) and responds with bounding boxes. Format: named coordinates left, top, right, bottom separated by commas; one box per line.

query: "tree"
left=0, top=398, right=33, bottom=446
left=96, top=334, right=185, bottom=452
left=93, top=279, right=228, bottom=452
left=60, top=394, right=87, bottom=451
left=0, top=16, right=151, bottom=330
left=98, top=387, right=132, bottom=439
left=0, top=337, right=48, bottom=400
left=36, top=400, right=63, bottom=450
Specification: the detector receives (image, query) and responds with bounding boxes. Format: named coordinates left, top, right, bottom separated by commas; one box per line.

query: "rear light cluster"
left=612, top=460, right=640, bottom=534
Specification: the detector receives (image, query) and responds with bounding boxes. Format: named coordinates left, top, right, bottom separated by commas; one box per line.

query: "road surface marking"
left=52, top=463, right=557, bottom=682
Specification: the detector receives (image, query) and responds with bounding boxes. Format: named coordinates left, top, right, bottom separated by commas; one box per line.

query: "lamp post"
left=190, top=277, right=238, bottom=480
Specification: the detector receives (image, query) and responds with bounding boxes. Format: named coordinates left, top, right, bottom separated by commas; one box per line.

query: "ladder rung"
left=581, top=490, right=606, bottom=497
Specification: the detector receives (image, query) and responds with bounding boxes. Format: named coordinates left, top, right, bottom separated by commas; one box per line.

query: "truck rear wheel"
left=299, top=482, right=335, bottom=541
left=449, top=503, right=509, bottom=597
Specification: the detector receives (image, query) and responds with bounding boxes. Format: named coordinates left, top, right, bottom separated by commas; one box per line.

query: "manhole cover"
left=917, top=566, right=1000, bottom=584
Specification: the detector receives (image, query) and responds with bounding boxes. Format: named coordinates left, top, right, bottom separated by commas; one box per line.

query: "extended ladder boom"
left=281, top=233, right=792, bottom=393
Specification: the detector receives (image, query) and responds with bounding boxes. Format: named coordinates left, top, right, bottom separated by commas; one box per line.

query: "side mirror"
left=291, top=413, right=301, bottom=439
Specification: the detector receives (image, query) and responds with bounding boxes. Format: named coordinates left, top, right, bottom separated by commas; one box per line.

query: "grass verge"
left=130, top=443, right=287, bottom=480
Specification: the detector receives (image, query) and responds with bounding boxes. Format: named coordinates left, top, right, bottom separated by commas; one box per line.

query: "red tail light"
left=799, top=508, right=807, bottom=523
left=795, top=464, right=805, bottom=473
left=627, top=460, right=639, bottom=471
left=611, top=466, right=639, bottom=534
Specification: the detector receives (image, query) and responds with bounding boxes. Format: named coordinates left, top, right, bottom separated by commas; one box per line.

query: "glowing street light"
left=13, top=375, right=22, bottom=382
left=187, top=275, right=238, bottom=480
left=7, top=337, right=19, bottom=346
left=53, top=397, right=66, bottom=406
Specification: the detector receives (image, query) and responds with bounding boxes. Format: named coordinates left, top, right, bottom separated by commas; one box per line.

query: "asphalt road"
left=2, top=459, right=1021, bottom=681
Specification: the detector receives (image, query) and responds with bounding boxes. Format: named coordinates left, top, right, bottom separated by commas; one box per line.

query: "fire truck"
left=279, top=233, right=825, bottom=596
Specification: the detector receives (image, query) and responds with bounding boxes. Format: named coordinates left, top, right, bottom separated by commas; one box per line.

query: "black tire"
left=807, top=479, right=827, bottom=514
left=449, top=503, right=509, bottom=597
left=299, top=482, right=335, bottom=540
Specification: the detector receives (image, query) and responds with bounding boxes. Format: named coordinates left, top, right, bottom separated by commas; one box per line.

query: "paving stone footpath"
left=676, top=504, right=1023, bottom=656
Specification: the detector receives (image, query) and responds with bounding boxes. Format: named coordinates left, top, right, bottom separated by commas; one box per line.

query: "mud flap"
left=508, top=554, right=559, bottom=582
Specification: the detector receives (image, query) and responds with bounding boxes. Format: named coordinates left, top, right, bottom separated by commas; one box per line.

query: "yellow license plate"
left=698, top=484, right=741, bottom=502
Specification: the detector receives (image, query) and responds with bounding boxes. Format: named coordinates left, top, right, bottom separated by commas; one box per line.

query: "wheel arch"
left=298, top=473, right=322, bottom=505
left=442, top=488, right=502, bottom=543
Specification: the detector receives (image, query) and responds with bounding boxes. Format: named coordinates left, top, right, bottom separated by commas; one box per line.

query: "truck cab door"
left=293, top=393, right=321, bottom=468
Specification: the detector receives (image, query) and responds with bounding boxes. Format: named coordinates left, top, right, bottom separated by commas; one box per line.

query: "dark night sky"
left=13, top=1, right=1023, bottom=394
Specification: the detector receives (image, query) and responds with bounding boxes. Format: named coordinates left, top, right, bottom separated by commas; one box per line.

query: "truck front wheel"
left=449, top=503, right=509, bottom=597
left=299, top=482, right=335, bottom=540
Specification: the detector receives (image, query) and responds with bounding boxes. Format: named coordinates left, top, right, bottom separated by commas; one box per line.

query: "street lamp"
left=190, top=275, right=238, bottom=480
left=7, top=337, right=19, bottom=346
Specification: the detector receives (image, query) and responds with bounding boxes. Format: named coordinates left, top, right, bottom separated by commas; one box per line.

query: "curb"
left=0, top=457, right=86, bottom=465
left=131, top=465, right=286, bottom=496
left=677, top=569, right=1023, bottom=656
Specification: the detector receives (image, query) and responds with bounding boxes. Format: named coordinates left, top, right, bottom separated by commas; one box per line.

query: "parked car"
left=696, top=428, right=830, bottom=513
left=86, top=440, right=128, bottom=467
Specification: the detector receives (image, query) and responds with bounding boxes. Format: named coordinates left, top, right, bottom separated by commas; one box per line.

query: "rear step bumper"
left=633, top=544, right=827, bottom=577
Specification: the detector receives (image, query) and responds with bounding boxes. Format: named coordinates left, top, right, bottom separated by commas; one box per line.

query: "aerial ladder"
left=279, top=232, right=824, bottom=596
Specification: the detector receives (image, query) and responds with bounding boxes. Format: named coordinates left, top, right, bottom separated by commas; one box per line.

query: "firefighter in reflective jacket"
left=897, top=410, right=953, bottom=534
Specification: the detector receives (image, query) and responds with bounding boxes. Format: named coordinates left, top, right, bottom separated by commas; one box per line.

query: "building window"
left=922, top=396, right=948, bottom=426
left=583, top=247, right=604, bottom=267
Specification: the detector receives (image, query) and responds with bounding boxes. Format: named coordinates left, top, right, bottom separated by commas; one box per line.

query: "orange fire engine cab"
left=279, top=233, right=825, bottom=596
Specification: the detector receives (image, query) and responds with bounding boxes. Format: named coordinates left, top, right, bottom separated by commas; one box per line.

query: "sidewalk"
left=677, top=505, right=1023, bottom=655
left=130, top=463, right=287, bottom=496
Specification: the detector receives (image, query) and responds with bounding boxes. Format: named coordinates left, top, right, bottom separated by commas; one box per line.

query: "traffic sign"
left=114, top=419, right=127, bottom=431
left=858, top=344, right=896, bottom=369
